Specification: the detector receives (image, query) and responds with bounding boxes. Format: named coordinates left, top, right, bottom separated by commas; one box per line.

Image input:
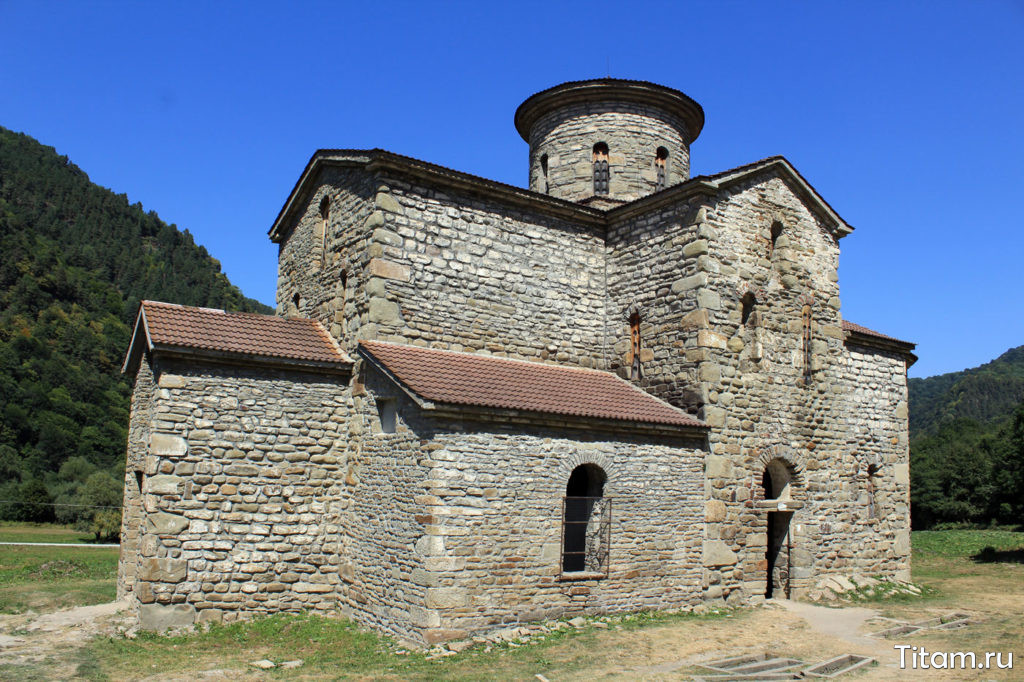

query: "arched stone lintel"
left=757, top=445, right=805, bottom=489
left=556, top=451, right=616, bottom=487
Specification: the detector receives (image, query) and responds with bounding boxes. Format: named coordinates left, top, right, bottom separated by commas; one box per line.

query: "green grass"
left=0, top=544, right=119, bottom=613
left=0, top=522, right=101, bottom=544
left=84, top=609, right=737, bottom=681
left=912, top=529, right=1024, bottom=558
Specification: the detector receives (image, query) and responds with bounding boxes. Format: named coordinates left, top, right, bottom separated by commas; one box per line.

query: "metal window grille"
left=561, top=496, right=612, bottom=576
left=593, top=160, right=609, bottom=195
left=656, top=164, right=666, bottom=190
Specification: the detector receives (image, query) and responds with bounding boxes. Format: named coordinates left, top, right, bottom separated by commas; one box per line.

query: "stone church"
left=118, top=79, right=916, bottom=643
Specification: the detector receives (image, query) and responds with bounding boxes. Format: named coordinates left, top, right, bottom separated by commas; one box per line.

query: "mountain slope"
left=909, top=345, right=1024, bottom=437
left=0, top=125, right=271, bottom=523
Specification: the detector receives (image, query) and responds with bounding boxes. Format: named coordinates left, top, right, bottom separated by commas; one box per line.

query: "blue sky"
left=2, top=1, right=1022, bottom=379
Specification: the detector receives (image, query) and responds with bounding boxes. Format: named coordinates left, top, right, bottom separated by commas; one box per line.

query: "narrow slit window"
left=629, top=311, right=642, bottom=380
left=770, top=221, right=783, bottom=255
left=540, top=153, right=549, bottom=194
left=377, top=399, right=397, bottom=434
left=801, top=305, right=813, bottom=382
left=741, top=292, right=757, bottom=327
left=592, top=142, right=609, bottom=195
left=319, top=197, right=331, bottom=267
left=866, top=464, right=879, bottom=519
left=655, top=147, right=669, bottom=190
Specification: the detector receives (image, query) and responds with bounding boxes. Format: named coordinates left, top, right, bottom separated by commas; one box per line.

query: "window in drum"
left=592, top=142, right=610, bottom=195
left=655, top=146, right=669, bottom=190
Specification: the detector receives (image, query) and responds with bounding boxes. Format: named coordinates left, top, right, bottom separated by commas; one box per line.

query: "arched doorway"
left=562, top=464, right=608, bottom=573
left=762, top=459, right=793, bottom=599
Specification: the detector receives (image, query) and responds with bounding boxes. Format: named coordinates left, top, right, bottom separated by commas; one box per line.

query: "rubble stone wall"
left=527, top=102, right=692, bottom=201
left=349, top=174, right=610, bottom=368
left=120, top=354, right=352, bottom=630
left=347, top=364, right=708, bottom=645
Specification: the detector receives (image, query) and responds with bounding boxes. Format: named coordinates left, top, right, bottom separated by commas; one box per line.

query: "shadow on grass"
left=972, top=546, right=1024, bottom=564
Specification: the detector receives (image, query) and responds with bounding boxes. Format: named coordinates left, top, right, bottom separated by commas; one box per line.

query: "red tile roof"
left=123, top=301, right=351, bottom=372
left=842, top=320, right=914, bottom=347
left=359, top=341, right=705, bottom=429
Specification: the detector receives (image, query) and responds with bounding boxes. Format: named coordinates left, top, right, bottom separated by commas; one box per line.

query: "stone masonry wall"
left=122, top=354, right=352, bottom=630
left=528, top=102, right=691, bottom=202
left=833, top=343, right=912, bottom=581
left=353, top=174, right=609, bottom=367
left=118, top=354, right=157, bottom=599
left=349, top=363, right=707, bottom=645
left=687, top=171, right=910, bottom=602
left=606, top=197, right=707, bottom=414
left=276, top=165, right=376, bottom=343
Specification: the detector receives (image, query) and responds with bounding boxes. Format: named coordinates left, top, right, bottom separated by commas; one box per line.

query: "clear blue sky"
left=2, top=1, right=1022, bottom=379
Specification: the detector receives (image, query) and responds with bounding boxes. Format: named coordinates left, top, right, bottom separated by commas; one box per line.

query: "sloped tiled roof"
left=358, top=340, right=705, bottom=429
left=122, top=301, right=351, bottom=373
left=842, top=320, right=914, bottom=347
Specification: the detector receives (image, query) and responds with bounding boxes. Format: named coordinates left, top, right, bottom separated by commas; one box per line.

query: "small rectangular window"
left=377, top=399, right=397, bottom=433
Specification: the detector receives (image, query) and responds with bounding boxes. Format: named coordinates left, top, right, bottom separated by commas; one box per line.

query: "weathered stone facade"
left=120, top=78, right=915, bottom=643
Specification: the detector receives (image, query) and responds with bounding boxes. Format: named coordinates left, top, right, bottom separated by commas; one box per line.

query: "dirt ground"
left=1, top=541, right=1020, bottom=681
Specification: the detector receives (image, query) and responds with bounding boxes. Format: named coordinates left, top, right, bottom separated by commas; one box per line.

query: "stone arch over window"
left=655, top=146, right=669, bottom=190
left=756, top=446, right=805, bottom=495
left=562, top=462, right=609, bottom=574
left=592, top=142, right=610, bottom=195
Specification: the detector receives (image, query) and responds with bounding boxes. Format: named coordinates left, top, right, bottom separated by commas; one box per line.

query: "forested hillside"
left=0, top=125, right=271, bottom=534
left=908, top=347, right=1024, bottom=529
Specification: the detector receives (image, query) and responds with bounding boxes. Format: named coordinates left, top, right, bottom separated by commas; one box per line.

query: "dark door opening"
left=765, top=510, right=793, bottom=599
left=762, top=463, right=793, bottom=599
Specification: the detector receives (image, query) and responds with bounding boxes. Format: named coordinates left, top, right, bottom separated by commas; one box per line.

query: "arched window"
left=562, top=464, right=610, bottom=575
left=629, top=311, right=642, bottom=380
left=540, top=153, right=549, bottom=194
left=592, top=142, right=610, bottom=195
left=292, top=292, right=302, bottom=315
left=769, top=220, right=783, bottom=255
left=655, top=147, right=669, bottom=191
left=319, top=196, right=331, bottom=266
left=741, top=292, right=757, bottom=327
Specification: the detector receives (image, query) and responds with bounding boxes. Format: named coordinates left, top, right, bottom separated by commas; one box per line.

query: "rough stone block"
left=424, top=587, right=468, bottom=609
left=705, top=499, right=726, bottom=522
left=682, top=239, right=709, bottom=257
left=145, top=475, right=183, bottom=496
left=893, top=463, right=910, bottom=486
left=705, top=454, right=732, bottom=478
left=157, top=374, right=186, bottom=389
left=697, top=330, right=726, bottom=349
left=139, top=603, right=196, bottom=631
left=375, top=192, right=403, bottom=214
left=146, top=511, right=189, bottom=535
left=368, top=298, right=401, bottom=324
left=368, top=258, right=411, bottom=282
left=702, top=540, right=738, bottom=567
left=139, top=557, right=188, bottom=583
left=671, top=273, right=707, bottom=294
left=150, top=434, right=187, bottom=457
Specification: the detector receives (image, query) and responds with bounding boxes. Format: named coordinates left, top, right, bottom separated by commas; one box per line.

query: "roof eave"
left=269, top=149, right=607, bottom=243
left=844, top=332, right=918, bottom=367
left=152, top=344, right=354, bottom=374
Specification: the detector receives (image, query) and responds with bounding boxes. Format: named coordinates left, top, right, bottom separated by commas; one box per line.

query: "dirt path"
left=0, top=600, right=131, bottom=678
